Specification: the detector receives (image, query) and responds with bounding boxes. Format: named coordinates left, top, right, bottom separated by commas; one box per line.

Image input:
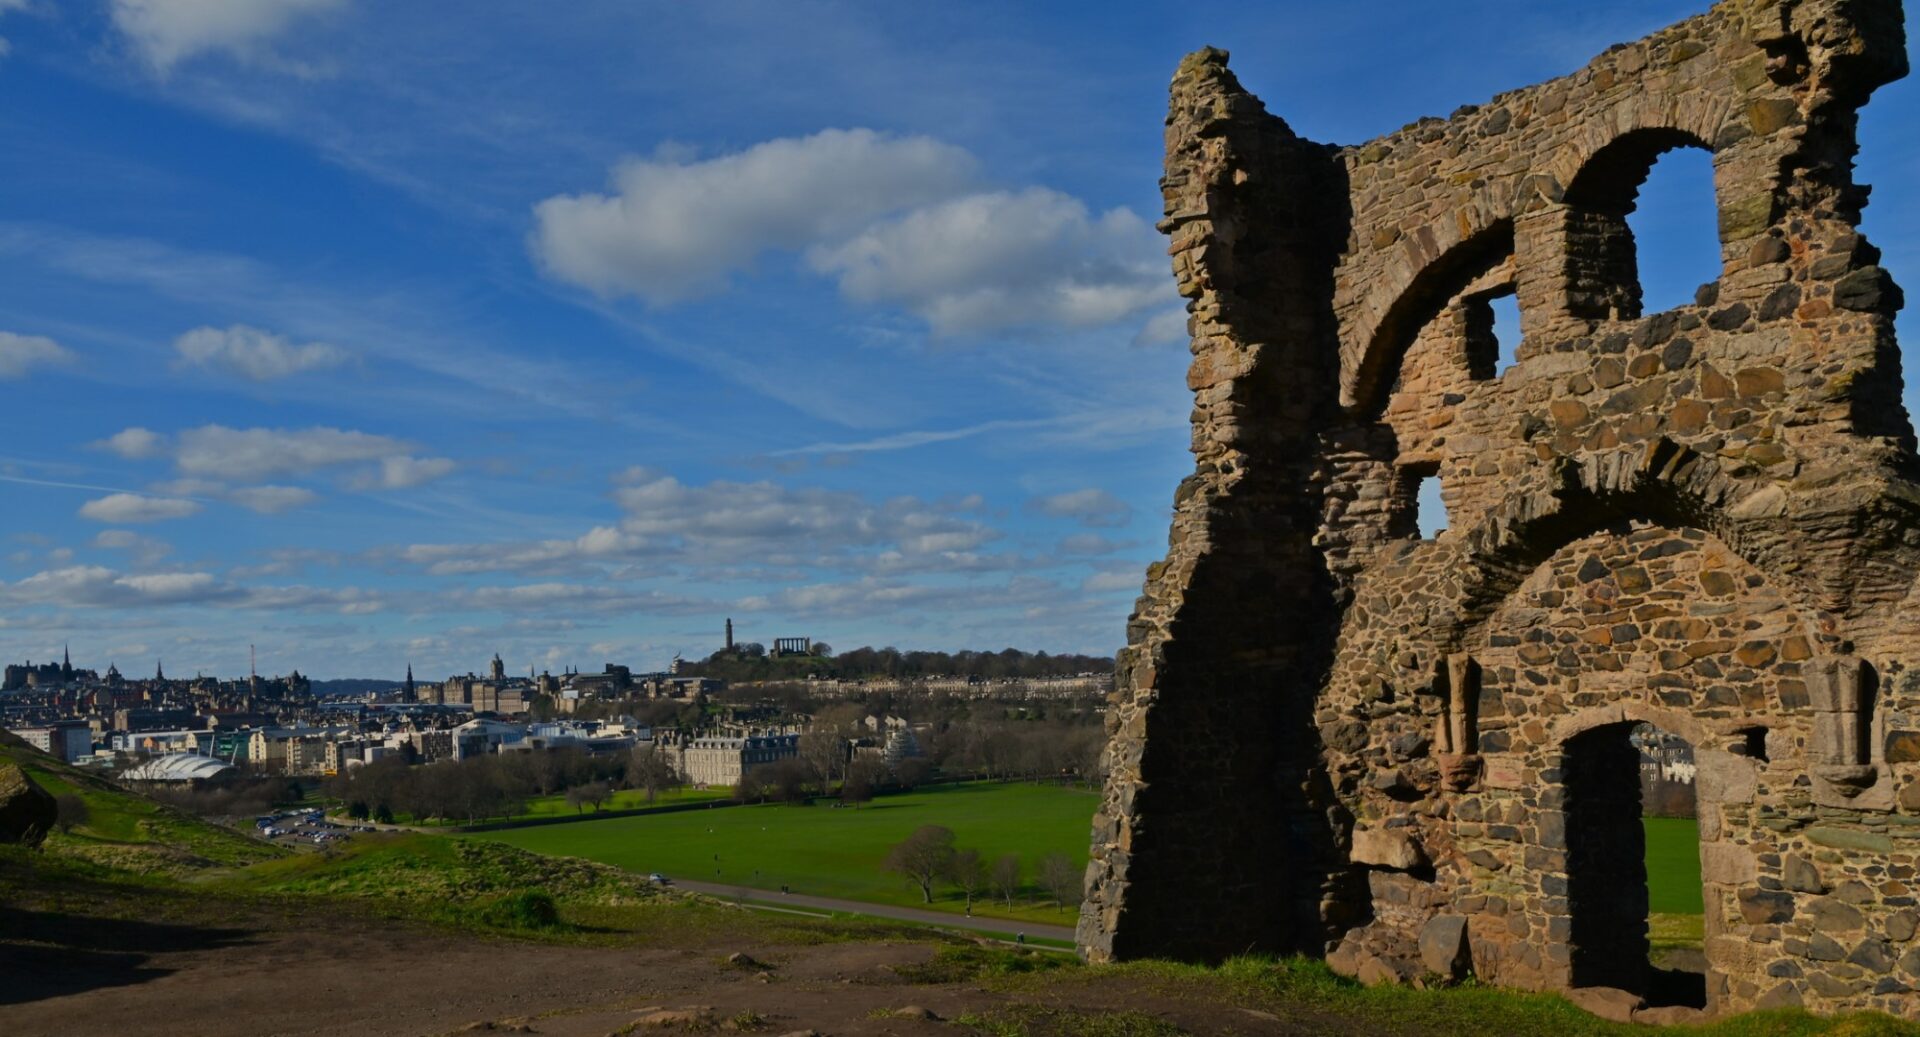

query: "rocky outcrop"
left=0, top=761, right=56, bottom=847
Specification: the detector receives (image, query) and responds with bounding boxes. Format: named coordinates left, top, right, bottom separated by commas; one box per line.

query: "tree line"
left=322, top=743, right=682, bottom=824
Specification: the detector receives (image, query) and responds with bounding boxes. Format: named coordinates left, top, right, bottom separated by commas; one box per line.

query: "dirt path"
left=673, top=878, right=1078, bottom=944
left=0, top=899, right=1358, bottom=1037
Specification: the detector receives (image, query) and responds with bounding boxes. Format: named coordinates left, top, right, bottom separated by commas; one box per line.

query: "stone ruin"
left=1078, top=0, right=1920, bottom=1019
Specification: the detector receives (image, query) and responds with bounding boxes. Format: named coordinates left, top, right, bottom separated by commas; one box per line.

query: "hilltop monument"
left=1082, top=0, right=1916, bottom=1019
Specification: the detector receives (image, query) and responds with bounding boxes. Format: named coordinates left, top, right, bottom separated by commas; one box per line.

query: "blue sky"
left=0, top=1, right=1913, bottom=679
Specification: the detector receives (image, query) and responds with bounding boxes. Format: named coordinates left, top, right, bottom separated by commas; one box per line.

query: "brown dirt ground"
left=0, top=897, right=1355, bottom=1037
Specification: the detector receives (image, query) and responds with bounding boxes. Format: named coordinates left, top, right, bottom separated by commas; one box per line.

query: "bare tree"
left=53, top=793, right=89, bottom=835
left=627, top=744, right=681, bottom=804
left=946, top=848, right=987, bottom=912
left=734, top=766, right=769, bottom=804
left=884, top=824, right=957, bottom=904
left=894, top=757, right=932, bottom=790
left=797, top=730, right=847, bottom=789
left=765, top=758, right=814, bottom=803
left=990, top=853, right=1023, bottom=908
left=1037, top=851, right=1083, bottom=910
left=841, top=759, right=882, bottom=808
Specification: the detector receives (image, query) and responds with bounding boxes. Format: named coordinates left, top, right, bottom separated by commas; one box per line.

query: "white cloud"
left=111, top=0, right=348, bottom=73
left=354, top=454, right=456, bottom=490
left=98, top=427, right=168, bottom=459
left=398, top=471, right=1001, bottom=579
left=173, top=424, right=410, bottom=480
left=1081, top=570, right=1142, bottom=593
left=93, top=529, right=175, bottom=566
left=77, top=493, right=202, bottom=524
left=3, top=563, right=380, bottom=613
left=0, top=330, right=74, bottom=378
left=226, top=484, right=319, bottom=514
left=1058, top=533, right=1135, bottom=556
left=402, top=525, right=647, bottom=577
left=0, top=1, right=25, bottom=61
left=148, top=477, right=225, bottom=496
left=613, top=470, right=997, bottom=560
left=173, top=323, right=349, bottom=380
left=97, top=424, right=452, bottom=495
left=531, top=128, right=976, bottom=304
left=1029, top=488, right=1131, bottom=528
left=807, top=188, right=1167, bottom=334
left=1132, top=307, right=1190, bottom=348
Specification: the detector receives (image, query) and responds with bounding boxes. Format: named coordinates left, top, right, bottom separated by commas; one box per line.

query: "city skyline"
left=0, top=1, right=1915, bottom=678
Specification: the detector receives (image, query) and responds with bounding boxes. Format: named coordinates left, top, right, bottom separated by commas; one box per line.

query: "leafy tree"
left=946, top=848, right=987, bottom=911
left=53, top=793, right=89, bottom=834
left=990, top=853, right=1024, bottom=908
left=884, top=824, right=957, bottom=904
left=374, top=804, right=395, bottom=825
left=347, top=800, right=370, bottom=821
left=1038, top=851, right=1083, bottom=910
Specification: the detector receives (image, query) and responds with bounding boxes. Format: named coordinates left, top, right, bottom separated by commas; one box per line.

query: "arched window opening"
left=1356, top=221, right=1515, bottom=414
left=1463, top=288, right=1524, bottom=379
left=1629, top=147, right=1721, bottom=314
left=1392, top=462, right=1447, bottom=540
left=1563, top=130, right=1718, bottom=321
left=1565, top=720, right=1705, bottom=1009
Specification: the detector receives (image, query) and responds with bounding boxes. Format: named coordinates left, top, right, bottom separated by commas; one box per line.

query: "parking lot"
left=253, top=809, right=370, bottom=849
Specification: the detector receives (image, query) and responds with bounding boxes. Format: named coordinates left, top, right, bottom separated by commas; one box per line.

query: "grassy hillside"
left=0, top=731, right=284, bottom=876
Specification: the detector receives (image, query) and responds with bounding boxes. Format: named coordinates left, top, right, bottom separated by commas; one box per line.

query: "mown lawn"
left=1645, top=815, right=1703, bottom=915
left=472, top=781, right=1098, bottom=925
left=395, top=784, right=734, bottom=826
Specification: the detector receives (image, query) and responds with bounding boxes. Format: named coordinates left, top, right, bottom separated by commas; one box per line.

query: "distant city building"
left=675, top=732, right=798, bottom=787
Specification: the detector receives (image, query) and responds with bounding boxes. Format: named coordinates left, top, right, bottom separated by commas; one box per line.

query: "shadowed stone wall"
left=1079, top=0, right=1917, bottom=1018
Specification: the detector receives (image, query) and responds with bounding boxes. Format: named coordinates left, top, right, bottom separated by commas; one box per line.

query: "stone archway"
left=1552, top=703, right=1716, bottom=1005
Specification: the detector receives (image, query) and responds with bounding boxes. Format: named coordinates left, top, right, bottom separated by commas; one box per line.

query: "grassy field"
left=394, top=784, right=734, bottom=826
left=1645, top=816, right=1703, bottom=915
left=473, top=780, right=1099, bottom=925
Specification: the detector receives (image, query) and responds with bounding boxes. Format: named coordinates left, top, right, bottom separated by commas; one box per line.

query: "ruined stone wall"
left=1081, top=0, right=1919, bottom=1018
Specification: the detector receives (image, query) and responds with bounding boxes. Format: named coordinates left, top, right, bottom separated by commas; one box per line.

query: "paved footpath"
left=670, top=879, right=1077, bottom=944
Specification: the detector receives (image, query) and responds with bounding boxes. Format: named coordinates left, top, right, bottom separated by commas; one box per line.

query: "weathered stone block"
left=1419, top=915, right=1472, bottom=979
left=1351, top=828, right=1429, bottom=871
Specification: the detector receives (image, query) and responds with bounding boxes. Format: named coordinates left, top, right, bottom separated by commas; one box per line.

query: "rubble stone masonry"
left=1079, top=0, right=1918, bottom=1018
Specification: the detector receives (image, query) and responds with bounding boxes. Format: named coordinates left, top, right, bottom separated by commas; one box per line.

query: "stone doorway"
left=1564, top=719, right=1706, bottom=1010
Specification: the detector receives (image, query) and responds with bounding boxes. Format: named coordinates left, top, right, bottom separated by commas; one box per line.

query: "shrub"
left=477, top=889, right=562, bottom=930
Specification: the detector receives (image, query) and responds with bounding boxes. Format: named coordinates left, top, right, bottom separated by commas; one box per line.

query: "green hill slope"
left=0, top=731, right=286, bottom=876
